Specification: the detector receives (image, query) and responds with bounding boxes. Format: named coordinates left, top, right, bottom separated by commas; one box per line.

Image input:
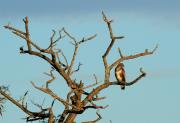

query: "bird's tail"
left=121, top=85, right=125, bottom=90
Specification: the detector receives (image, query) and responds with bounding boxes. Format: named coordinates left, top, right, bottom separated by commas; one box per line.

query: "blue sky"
left=0, top=0, right=180, bottom=123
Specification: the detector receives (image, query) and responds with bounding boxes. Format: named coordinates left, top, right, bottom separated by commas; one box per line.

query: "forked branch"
left=102, top=12, right=124, bottom=83
left=43, top=69, right=55, bottom=88
left=82, top=12, right=157, bottom=108
left=63, top=28, right=96, bottom=75
left=0, top=88, right=51, bottom=121
left=110, top=44, right=158, bottom=70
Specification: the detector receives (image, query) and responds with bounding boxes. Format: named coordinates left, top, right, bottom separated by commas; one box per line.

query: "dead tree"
left=0, top=12, right=157, bottom=123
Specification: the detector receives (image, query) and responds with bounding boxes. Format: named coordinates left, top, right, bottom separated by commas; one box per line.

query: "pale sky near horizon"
left=0, top=0, right=180, bottom=123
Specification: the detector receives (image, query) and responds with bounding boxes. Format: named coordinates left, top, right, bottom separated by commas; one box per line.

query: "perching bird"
left=115, top=63, right=126, bottom=90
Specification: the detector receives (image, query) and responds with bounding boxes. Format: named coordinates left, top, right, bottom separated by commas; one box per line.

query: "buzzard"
left=115, top=63, right=126, bottom=90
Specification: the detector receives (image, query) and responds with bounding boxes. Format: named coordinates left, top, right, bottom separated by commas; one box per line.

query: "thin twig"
left=59, top=49, right=69, bottom=67
left=118, top=47, right=123, bottom=58
left=43, top=69, right=55, bottom=88
left=70, top=62, right=83, bottom=75
left=63, top=28, right=77, bottom=44
left=81, top=111, right=102, bottom=123
left=83, top=74, right=100, bottom=90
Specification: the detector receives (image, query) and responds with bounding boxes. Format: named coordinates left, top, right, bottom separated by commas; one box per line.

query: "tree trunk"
left=65, top=113, right=77, bottom=123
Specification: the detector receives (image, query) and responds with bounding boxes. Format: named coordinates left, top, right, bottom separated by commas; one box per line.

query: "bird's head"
left=118, top=63, right=124, bottom=67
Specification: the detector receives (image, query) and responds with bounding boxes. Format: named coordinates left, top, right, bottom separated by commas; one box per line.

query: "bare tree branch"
left=110, top=68, right=146, bottom=86
left=59, top=49, right=69, bottom=67
left=67, top=44, right=78, bottom=75
left=63, top=28, right=96, bottom=76
left=5, top=21, right=76, bottom=88
left=31, top=82, right=80, bottom=110
left=23, top=17, right=32, bottom=51
left=62, top=27, right=77, bottom=44
left=118, top=47, right=124, bottom=58
left=0, top=86, right=8, bottom=116
left=4, top=24, right=26, bottom=35
left=102, top=12, right=124, bottom=83
left=0, top=88, right=51, bottom=121
left=83, top=74, right=100, bottom=90
left=43, top=69, right=56, bottom=88
left=82, top=67, right=147, bottom=106
left=78, top=34, right=97, bottom=45
left=125, top=68, right=146, bottom=86
left=110, top=44, right=158, bottom=70
left=82, top=111, right=102, bottom=123
left=0, top=88, right=33, bottom=116
left=70, top=62, right=83, bottom=75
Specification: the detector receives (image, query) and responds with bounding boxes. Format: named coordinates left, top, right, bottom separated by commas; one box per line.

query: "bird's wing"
left=120, top=68, right=126, bottom=82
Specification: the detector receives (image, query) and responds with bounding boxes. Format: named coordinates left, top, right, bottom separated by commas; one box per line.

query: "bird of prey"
left=115, top=63, right=126, bottom=90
